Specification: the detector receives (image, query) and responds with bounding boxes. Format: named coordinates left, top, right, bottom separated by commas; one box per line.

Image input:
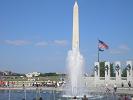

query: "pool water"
left=0, top=90, right=119, bottom=100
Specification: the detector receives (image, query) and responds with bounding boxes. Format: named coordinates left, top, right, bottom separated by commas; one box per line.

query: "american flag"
left=98, top=40, right=109, bottom=50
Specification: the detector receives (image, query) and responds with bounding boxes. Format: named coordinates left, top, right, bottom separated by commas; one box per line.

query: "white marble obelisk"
left=72, top=0, right=79, bottom=51
left=67, top=0, right=84, bottom=96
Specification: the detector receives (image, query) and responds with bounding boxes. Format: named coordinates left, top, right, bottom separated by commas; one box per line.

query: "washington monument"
left=72, top=0, right=79, bottom=51
left=68, top=0, right=84, bottom=96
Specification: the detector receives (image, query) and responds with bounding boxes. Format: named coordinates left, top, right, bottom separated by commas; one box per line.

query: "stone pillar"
left=105, top=62, right=110, bottom=81
left=126, top=61, right=132, bottom=82
left=94, top=62, right=100, bottom=81
left=115, top=61, right=121, bottom=81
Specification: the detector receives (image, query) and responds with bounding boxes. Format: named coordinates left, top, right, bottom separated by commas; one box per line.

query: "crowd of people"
left=0, top=81, right=15, bottom=87
left=118, top=94, right=133, bottom=100
left=72, top=95, right=88, bottom=100
left=0, top=80, right=65, bottom=88
left=1, top=80, right=133, bottom=100
left=104, top=81, right=132, bottom=93
left=104, top=81, right=133, bottom=100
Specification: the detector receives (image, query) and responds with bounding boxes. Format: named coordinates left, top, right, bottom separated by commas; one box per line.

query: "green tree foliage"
left=100, top=62, right=105, bottom=77
left=100, top=62, right=115, bottom=77
left=121, top=68, right=127, bottom=77
left=110, top=63, right=115, bottom=77
left=39, top=73, right=66, bottom=77
left=40, top=73, right=58, bottom=77
left=45, top=73, right=59, bottom=76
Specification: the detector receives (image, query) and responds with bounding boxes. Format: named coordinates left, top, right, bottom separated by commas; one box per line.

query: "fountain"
left=64, top=0, right=85, bottom=98
left=63, top=1, right=105, bottom=99
left=67, top=49, right=84, bottom=97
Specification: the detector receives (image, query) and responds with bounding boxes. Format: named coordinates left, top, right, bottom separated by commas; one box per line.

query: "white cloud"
left=35, top=40, right=68, bottom=47
left=119, top=44, right=130, bottom=51
left=54, top=40, right=68, bottom=46
left=109, top=49, right=124, bottom=54
left=5, top=40, right=30, bottom=46
left=109, top=44, right=130, bottom=55
left=35, top=41, right=47, bottom=47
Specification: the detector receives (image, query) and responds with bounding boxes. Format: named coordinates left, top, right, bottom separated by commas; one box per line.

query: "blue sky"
left=0, top=0, right=133, bottom=74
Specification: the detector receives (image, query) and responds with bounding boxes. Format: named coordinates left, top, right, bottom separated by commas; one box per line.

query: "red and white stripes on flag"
left=98, top=40, right=109, bottom=50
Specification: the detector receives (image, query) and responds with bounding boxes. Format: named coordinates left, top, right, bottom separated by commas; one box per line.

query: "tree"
left=121, top=68, right=127, bottom=77
left=40, top=73, right=59, bottom=77
left=100, top=62, right=105, bottom=77
left=110, top=63, right=115, bottom=77
left=100, top=62, right=115, bottom=77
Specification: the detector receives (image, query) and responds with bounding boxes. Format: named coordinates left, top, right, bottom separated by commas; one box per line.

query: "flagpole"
left=97, top=50, right=99, bottom=62
left=97, top=39, right=100, bottom=62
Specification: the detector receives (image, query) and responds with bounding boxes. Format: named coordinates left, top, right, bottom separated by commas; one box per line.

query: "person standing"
left=105, top=83, right=110, bottom=93
left=121, top=82, right=124, bottom=88
left=124, top=94, right=128, bottom=100
left=128, top=81, right=131, bottom=90
left=114, top=83, right=117, bottom=92
left=82, top=95, right=88, bottom=100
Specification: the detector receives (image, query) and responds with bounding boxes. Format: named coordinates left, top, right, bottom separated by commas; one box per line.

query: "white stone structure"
left=105, top=62, right=110, bottom=81
left=94, top=62, right=100, bottom=81
left=126, top=61, right=132, bottom=82
left=115, top=61, right=121, bottom=81
left=72, top=1, right=79, bottom=51
left=26, top=72, right=40, bottom=78
left=93, top=61, right=133, bottom=86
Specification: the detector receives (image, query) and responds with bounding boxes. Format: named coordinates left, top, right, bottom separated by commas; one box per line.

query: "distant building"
left=3, top=71, right=12, bottom=76
left=25, top=72, right=40, bottom=78
left=0, top=71, right=4, bottom=76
